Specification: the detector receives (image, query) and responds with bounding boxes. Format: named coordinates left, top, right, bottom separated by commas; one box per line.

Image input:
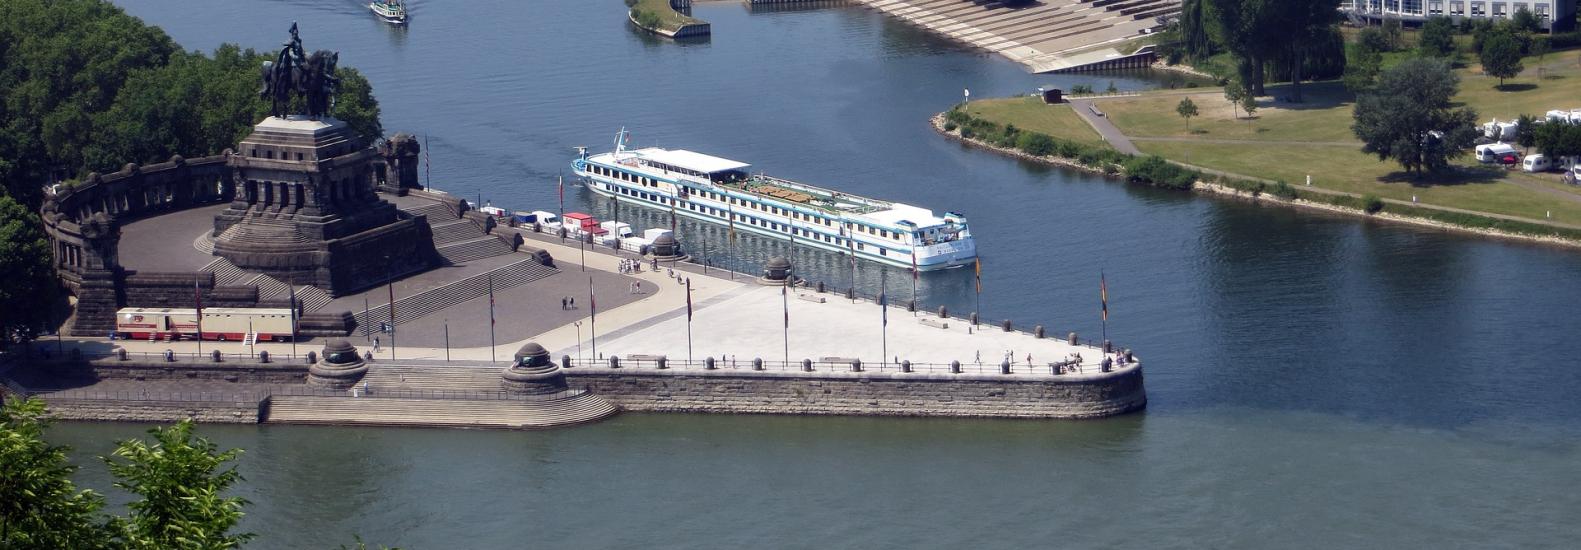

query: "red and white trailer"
left=115, top=307, right=297, bottom=341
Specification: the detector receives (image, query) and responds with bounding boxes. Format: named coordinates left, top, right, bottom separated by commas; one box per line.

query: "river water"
left=51, top=1, right=1581, bottom=546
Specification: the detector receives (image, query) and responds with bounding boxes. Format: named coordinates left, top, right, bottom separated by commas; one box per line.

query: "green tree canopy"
left=0, top=0, right=384, bottom=210
left=1351, top=58, right=1480, bottom=175
left=1419, top=16, right=1457, bottom=58
left=1534, top=122, right=1581, bottom=160
left=105, top=420, right=253, bottom=549
left=1176, top=97, right=1200, bottom=131
left=1479, top=32, right=1525, bottom=87
left=0, top=195, right=57, bottom=347
left=0, top=398, right=112, bottom=549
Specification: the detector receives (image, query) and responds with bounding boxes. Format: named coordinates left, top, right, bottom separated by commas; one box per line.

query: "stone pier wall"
left=41, top=399, right=262, bottom=424
left=564, top=367, right=1145, bottom=419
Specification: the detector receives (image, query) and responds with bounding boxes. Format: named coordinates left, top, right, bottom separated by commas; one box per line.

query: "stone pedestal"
left=645, top=233, right=687, bottom=262
left=757, top=256, right=793, bottom=286
left=501, top=343, right=568, bottom=395
left=307, top=339, right=368, bottom=389
left=212, top=117, right=438, bottom=295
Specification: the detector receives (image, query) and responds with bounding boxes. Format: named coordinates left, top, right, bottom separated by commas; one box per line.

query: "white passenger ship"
left=572, top=130, right=976, bottom=271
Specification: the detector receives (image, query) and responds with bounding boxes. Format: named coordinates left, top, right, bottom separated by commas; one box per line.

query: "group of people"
left=618, top=259, right=643, bottom=274
left=559, top=296, right=577, bottom=310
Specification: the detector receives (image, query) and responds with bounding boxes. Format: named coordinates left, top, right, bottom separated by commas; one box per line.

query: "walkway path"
left=1069, top=99, right=1140, bottom=155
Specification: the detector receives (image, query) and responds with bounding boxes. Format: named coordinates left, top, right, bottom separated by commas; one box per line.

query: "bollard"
left=657, top=357, right=667, bottom=369
left=1002, top=319, right=1012, bottom=332
left=753, top=357, right=764, bottom=371
left=705, top=357, right=716, bottom=370
left=117, top=348, right=129, bottom=361
left=817, top=281, right=825, bottom=293
left=802, top=358, right=813, bottom=372
left=1103, top=340, right=1113, bottom=353
left=610, top=356, right=621, bottom=368
left=970, top=312, right=979, bottom=325
left=901, top=360, right=912, bottom=373
left=562, top=355, right=572, bottom=368
left=938, top=306, right=948, bottom=318
left=258, top=350, right=270, bottom=363
left=306, top=351, right=318, bottom=364
left=1034, top=325, right=1045, bottom=339
left=950, top=360, right=961, bottom=374
left=1001, top=360, right=1011, bottom=374
left=211, top=349, right=223, bottom=362
left=851, top=359, right=862, bottom=372
left=1067, top=332, right=1078, bottom=346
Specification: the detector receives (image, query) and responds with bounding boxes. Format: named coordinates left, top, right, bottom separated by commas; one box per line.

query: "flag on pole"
left=589, top=276, right=597, bottom=322
left=879, top=280, right=888, bottom=327
left=727, top=202, right=737, bottom=241
left=974, top=257, right=982, bottom=294
left=911, top=249, right=919, bottom=281
left=193, top=278, right=204, bottom=342
left=669, top=202, right=677, bottom=231
left=488, top=273, right=496, bottom=327
left=1101, top=272, right=1109, bottom=322
left=686, top=279, right=693, bottom=321
left=288, top=284, right=298, bottom=337
left=782, top=283, right=789, bottom=328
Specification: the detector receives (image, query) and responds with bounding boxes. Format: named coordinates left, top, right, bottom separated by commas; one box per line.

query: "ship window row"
left=591, top=164, right=658, bottom=188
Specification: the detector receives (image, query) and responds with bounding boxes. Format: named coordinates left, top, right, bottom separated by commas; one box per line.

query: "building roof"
left=858, top=203, right=949, bottom=229
left=635, top=148, right=750, bottom=174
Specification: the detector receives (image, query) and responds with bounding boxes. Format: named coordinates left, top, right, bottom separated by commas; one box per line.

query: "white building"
left=1341, top=0, right=1577, bottom=30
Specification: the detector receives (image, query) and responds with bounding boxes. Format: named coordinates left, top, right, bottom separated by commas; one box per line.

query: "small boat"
left=369, top=0, right=408, bottom=25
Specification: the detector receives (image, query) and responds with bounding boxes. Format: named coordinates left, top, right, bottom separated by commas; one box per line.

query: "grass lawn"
left=960, top=96, right=1108, bottom=147
left=1454, top=48, right=1581, bottom=120
left=1136, top=140, right=1581, bottom=225
left=633, top=0, right=701, bottom=32
left=1101, top=82, right=1360, bottom=142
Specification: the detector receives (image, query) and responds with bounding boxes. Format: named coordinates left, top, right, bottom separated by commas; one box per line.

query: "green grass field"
left=959, top=97, right=1108, bottom=147
left=633, top=0, right=701, bottom=32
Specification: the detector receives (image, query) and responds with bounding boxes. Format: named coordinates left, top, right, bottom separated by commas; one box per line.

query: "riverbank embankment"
left=628, top=0, right=709, bottom=39
left=931, top=112, right=1581, bottom=250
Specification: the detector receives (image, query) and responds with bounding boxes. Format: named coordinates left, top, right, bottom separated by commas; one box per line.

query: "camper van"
left=1475, top=143, right=1519, bottom=163
left=1522, top=154, right=1552, bottom=173
left=1482, top=120, right=1519, bottom=141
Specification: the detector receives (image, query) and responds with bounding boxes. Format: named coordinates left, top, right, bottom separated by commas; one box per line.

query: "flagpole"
left=1101, top=270, right=1108, bottom=345
left=488, top=273, right=497, bottom=363
left=387, top=274, right=396, bottom=360
left=685, top=278, right=693, bottom=364
left=558, top=172, right=565, bottom=243
left=880, top=269, right=888, bottom=368
left=910, top=249, right=919, bottom=317
left=974, top=257, right=983, bottom=326
left=193, top=278, right=203, bottom=355
left=782, top=268, right=790, bottom=366
left=588, top=275, right=598, bottom=362
left=288, top=284, right=297, bottom=358
left=424, top=133, right=431, bottom=189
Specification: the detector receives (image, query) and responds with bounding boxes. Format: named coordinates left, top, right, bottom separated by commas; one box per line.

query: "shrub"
left=1271, top=180, right=1298, bottom=200
left=943, top=121, right=957, bottom=132
left=960, top=127, right=975, bottom=139
left=1363, top=194, right=1385, bottom=214
left=1015, top=132, right=1057, bottom=156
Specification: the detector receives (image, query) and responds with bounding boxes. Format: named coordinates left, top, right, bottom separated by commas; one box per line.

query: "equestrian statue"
left=259, top=22, right=341, bottom=119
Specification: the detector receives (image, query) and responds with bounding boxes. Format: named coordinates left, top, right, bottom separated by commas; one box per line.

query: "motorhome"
left=1522, top=154, right=1552, bottom=173
left=1482, top=119, right=1519, bottom=141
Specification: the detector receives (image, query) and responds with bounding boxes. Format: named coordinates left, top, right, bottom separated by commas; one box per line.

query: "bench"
left=919, top=318, right=949, bottom=330
left=1089, top=105, right=1105, bottom=117
left=796, top=294, right=826, bottom=304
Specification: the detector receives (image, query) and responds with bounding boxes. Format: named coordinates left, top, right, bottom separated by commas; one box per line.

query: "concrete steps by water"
left=264, top=392, right=618, bottom=429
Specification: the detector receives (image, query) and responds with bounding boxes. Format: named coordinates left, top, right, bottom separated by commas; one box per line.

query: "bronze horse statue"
left=258, top=23, right=340, bottom=119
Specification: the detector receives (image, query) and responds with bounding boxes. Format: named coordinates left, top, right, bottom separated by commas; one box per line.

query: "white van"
left=1475, top=142, right=1518, bottom=163
left=1522, top=154, right=1551, bottom=173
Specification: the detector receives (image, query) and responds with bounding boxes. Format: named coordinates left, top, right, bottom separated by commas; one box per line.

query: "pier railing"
left=560, top=356, right=1124, bottom=377
left=23, top=385, right=587, bottom=403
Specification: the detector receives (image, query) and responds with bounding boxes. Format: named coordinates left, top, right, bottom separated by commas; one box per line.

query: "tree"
left=1352, top=58, right=1480, bottom=175
left=1357, top=27, right=1393, bottom=54
left=1531, top=36, right=1551, bottom=79
left=1419, top=16, right=1457, bottom=58
left=1179, top=0, right=1214, bottom=58
left=1224, top=79, right=1247, bottom=119
left=1511, top=7, right=1541, bottom=34
left=1480, top=32, right=1525, bottom=88
left=1515, top=114, right=1538, bottom=153
left=0, top=196, right=57, bottom=347
left=1343, top=48, right=1383, bottom=94
left=1241, top=93, right=1258, bottom=126
left=0, top=398, right=112, bottom=549
left=1176, top=98, right=1200, bottom=132
left=1535, top=122, right=1581, bottom=161
left=104, top=420, right=253, bottom=549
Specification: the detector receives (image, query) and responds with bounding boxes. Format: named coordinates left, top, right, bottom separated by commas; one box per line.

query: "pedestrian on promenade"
left=569, top=297, right=575, bottom=308
left=373, top=336, right=381, bottom=353
left=561, top=297, right=567, bottom=310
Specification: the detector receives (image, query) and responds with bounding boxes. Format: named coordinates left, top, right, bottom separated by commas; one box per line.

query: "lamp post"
left=573, top=321, right=583, bottom=366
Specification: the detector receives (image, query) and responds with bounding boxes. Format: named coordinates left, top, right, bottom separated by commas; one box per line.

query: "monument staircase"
left=263, top=391, right=618, bottom=429
left=361, top=364, right=503, bottom=391
left=351, top=258, right=558, bottom=328
left=397, top=201, right=518, bottom=265
left=199, top=258, right=334, bottom=312
left=855, top=0, right=1178, bottom=71
left=214, top=215, right=313, bottom=245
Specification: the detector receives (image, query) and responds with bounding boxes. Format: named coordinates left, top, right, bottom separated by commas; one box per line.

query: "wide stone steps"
left=429, top=219, right=484, bottom=245
left=293, top=285, right=333, bottom=312
left=245, top=273, right=293, bottom=302
left=437, top=236, right=514, bottom=264
left=363, top=365, right=504, bottom=392
left=263, top=393, right=618, bottom=429
left=200, top=258, right=251, bottom=286
left=216, top=218, right=312, bottom=244
left=399, top=202, right=458, bottom=222
left=352, top=259, right=558, bottom=328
